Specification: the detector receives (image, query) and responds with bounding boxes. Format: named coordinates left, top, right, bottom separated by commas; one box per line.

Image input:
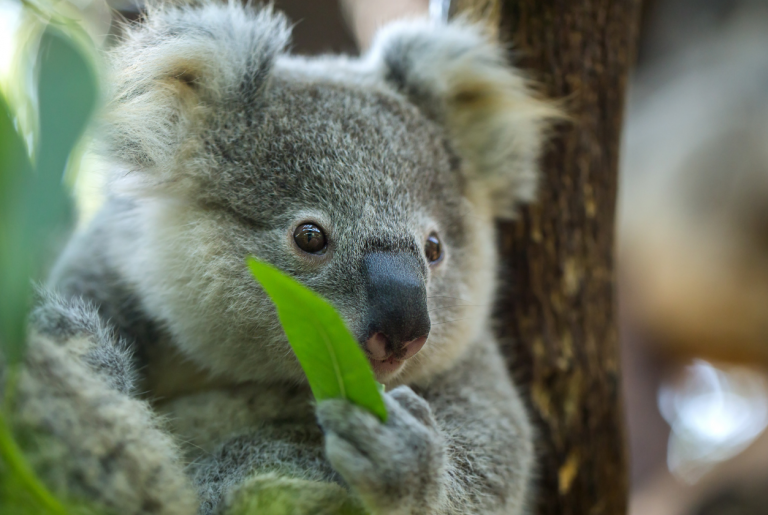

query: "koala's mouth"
left=368, top=354, right=406, bottom=377
left=365, top=335, right=427, bottom=379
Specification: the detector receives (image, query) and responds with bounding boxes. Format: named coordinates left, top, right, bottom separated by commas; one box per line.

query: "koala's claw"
left=317, top=386, right=447, bottom=514
left=387, top=386, right=437, bottom=428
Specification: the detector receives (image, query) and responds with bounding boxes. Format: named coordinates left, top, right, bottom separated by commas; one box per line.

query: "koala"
left=8, top=2, right=557, bottom=514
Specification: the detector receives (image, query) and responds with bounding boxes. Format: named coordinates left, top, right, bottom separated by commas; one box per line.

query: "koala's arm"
left=318, top=336, right=534, bottom=515
left=1, top=293, right=197, bottom=515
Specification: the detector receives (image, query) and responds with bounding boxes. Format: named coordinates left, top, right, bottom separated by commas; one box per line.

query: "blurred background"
left=2, top=0, right=768, bottom=513
left=620, top=1, right=768, bottom=513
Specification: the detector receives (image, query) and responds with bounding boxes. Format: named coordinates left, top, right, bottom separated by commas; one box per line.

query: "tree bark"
left=456, top=1, right=641, bottom=514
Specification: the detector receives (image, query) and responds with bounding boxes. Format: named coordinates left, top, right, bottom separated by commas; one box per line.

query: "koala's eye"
left=293, top=223, right=327, bottom=254
left=424, top=233, right=443, bottom=264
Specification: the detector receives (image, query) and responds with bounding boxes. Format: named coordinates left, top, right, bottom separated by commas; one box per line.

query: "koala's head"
left=101, top=3, right=556, bottom=385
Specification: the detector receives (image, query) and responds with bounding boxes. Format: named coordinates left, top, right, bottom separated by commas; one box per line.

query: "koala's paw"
left=316, top=386, right=447, bottom=515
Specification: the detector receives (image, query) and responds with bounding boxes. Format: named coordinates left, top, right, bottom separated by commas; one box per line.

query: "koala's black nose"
left=362, top=252, right=430, bottom=360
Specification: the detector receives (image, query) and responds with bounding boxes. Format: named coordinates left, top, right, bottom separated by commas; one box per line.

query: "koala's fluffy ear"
left=369, top=19, right=561, bottom=218
left=101, top=3, right=289, bottom=174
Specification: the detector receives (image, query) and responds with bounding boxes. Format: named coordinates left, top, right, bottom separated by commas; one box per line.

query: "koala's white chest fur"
left=155, top=384, right=317, bottom=458
left=143, top=338, right=316, bottom=458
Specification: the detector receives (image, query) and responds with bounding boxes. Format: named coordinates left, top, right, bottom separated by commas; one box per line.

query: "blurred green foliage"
left=0, top=21, right=97, bottom=365
left=0, top=92, right=33, bottom=365
left=0, top=7, right=100, bottom=515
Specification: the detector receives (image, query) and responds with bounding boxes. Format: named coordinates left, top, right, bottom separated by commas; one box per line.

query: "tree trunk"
left=456, top=1, right=641, bottom=514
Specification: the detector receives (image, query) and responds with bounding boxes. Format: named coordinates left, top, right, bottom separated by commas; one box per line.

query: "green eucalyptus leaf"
left=1, top=17, right=104, bottom=515
left=247, top=258, right=387, bottom=422
left=0, top=22, right=98, bottom=364
left=36, top=23, right=98, bottom=166
left=24, top=23, right=98, bottom=250
left=0, top=93, right=34, bottom=365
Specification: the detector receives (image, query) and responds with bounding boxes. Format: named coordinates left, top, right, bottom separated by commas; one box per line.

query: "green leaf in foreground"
left=1, top=22, right=98, bottom=366
left=247, top=258, right=387, bottom=422
left=36, top=23, right=98, bottom=186
left=23, top=23, right=97, bottom=253
left=0, top=94, right=34, bottom=365
left=1, top=17, right=104, bottom=515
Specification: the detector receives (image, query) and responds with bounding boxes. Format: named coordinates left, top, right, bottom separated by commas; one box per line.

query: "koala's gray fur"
left=9, top=1, right=558, bottom=514
left=3, top=292, right=196, bottom=515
